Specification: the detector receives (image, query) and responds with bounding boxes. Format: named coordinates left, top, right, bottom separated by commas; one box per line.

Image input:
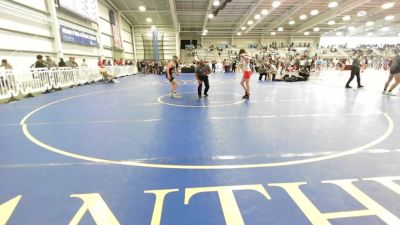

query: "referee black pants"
left=346, top=66, right=361, bottom=87
left=198, top=76, right=210, bottom=96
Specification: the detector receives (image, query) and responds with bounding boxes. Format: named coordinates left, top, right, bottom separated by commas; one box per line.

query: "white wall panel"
left=62, top=43, right=99, bottom=56
left=103, top=49, right=113, bottom=58
left=0, top=30, right=54, bottom=52
left=122, top=30, right=132, bottom=43
left=125, top=53, right=134, bottom=60
left=101, top=34, right=113, bottom=47
left=12, top=0, right=47, bottom=12
left=121, top=18, right=131, bottom=32
left=0, top=12, right=51, bottom=37
left=99, top=19, right=112, bottom=36
left=122, top=42, right=133, bottom=53
left=98, top=2, right=110, bottom=21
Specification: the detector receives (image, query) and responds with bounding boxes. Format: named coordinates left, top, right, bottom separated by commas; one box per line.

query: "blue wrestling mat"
left=0, top=72, right=400, bottom=225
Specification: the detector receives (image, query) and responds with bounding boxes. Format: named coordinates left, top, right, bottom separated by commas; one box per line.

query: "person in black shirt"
left=195, top=59, right=211, bottom=98
left=58, top=58, right=66, bottom=67
left=232, top=60, right=237, bottom=73
left=34, top=55, right=46, bottom=68
left=345, top=54, right=363, bottom=88
left=211, top=60, right=216, bottom=73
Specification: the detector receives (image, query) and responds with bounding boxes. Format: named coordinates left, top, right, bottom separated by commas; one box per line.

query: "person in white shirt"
left=81, top=58, right=88, bottom=68
left=239, top=49, right=252, bottom=99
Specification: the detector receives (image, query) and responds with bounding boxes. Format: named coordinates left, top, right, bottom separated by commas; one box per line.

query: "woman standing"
left=383, top=52, right=400, bottom=96
left=239, top=49, right=252, bottom=99
left=345, top=54, right=363, bottom=88
left=166, top=56, right=181, bottom=98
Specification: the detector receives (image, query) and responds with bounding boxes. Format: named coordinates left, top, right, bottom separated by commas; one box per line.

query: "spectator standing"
left=34, top=55, right=46, bottom=68
left=81, top=58, right=88, bottom=68
left=65, top=57, right=78, bottom=68
left=45, top=56, right=56, bottom=69
left=211, top=60, right=216, bottom=73
left=1, top=59, right=12, bottom=70
left=58, top=58, right=66, bottom=67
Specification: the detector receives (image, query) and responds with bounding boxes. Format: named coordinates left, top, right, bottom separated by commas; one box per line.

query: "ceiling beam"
left=294, top=0, right=373, bottom=33
left=322, top=5, right=391, bottom=35
left=202, top=0, right=214, bottom=31
left=168, top=0, right=180, bottom=32
left=233, top=0, right=265, bottom=34
left=345, top=13, right=400, bottom=36
left=255, top=0, right=313, bottom=33
left=120, top=10, right=171, bottom=13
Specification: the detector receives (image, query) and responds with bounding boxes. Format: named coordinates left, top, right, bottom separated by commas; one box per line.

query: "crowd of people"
left=1, top=43, right=400, bottom=99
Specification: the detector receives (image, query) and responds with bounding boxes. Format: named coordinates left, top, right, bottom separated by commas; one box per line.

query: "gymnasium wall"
left=0, top=0, right=136, bottom=69
left=0, top=0, right=54, bottom=68
left=182, top=34, right=319, bottom=50
left=133, top=26, right=177, bottom=61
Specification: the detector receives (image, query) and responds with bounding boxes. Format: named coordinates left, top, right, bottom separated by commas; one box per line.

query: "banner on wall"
left=109, top=10, right=124, bottom=49
left=153, top=30, right=159, bottom=63
left=60, top=25, right=98, bottom=46
left=58, top=0, right=98, bottom=22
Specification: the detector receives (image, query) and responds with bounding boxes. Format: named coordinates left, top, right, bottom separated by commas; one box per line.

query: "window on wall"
left=181, top=40, right=197, bottom=49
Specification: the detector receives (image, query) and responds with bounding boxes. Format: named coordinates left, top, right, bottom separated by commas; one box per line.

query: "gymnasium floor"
left=0, top=69, right=400, bottom=225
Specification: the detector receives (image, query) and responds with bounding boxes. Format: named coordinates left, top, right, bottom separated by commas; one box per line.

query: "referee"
left=195, top=59, right=211, bottom=98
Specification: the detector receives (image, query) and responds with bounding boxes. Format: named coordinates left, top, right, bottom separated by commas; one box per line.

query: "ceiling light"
left=366, top=21, right=374, bottom=26
left=381, top=2, right=394, bottom=9
left=385, top=15, right=395, bottom=21
left=342, top=15, right=351, bottom=21
left=278, top=27, right=284, bottom=31
left=289, top=20, right=295, bottom=25
left=357, top=11, right=367, bottom=17
left=310, top=10, right=319, bottom=16
left=247, top=20, right=254, bottom=25
left=241, top=26, right=246, bottom=30
left=272, top=1, right=281, bottom=8
left=203, top=29, right=208, bottom=33
left=151, top=26, right=156, bottom=30
left=138, top=6, right=146, bottom=11
left=213, top=0, right=220, bottom=7
left=348, top=26, right=355, bottom=31
left=261, top=9, right=268, bottom=15
left=398, top=33, right=400, bottom=37
left=328, top=2, right=338, bottom=8
left=300, top=15, right=307, bottom=20
left=237, top=32, right=241, bottom=36
left=254, top=14, right=261, bottom=20
left=208, top=13, right=214, bottom=19
left=271, top=32, right=276, bottom=35
left=328, top=20, right=335, bottom=25
left=313, top=27, right=320, bottom=32
left=304, top=32, right=310, bottom=36
left=367, top=33, right=373, bottom=36
left=146, top=18, right=152, bottom=22
left=336, top=32, right=342, bottom=36
left=382, top=27, right=389, bottom=31
left=202, top=32, right=206, bottom=36
left=146, top=32, right=152, bottom=37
